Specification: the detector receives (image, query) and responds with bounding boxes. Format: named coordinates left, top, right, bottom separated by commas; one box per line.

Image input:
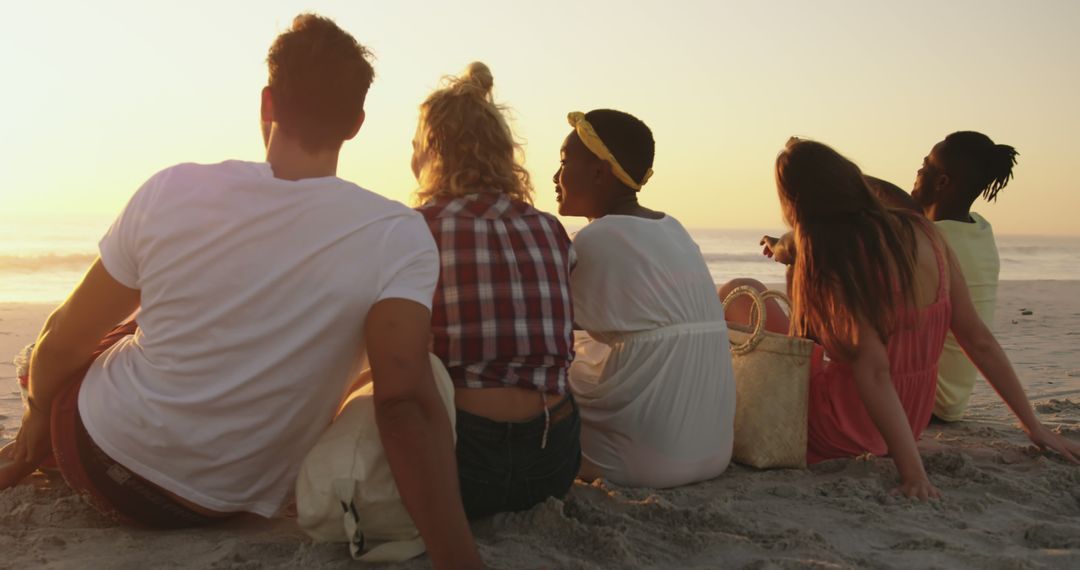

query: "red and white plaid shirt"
left=418, top=192, right=574, bottom=394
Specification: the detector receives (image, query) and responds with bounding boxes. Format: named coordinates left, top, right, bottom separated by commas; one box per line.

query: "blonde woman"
left=412, top=63, right=579, bottom=519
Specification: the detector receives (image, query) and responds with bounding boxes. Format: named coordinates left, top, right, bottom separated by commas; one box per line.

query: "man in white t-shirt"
left=0, top=13, right=481, bottom=568
left=912, top=131, right=1018, bottom=422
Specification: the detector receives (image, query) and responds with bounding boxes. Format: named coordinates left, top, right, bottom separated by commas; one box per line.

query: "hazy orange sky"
left=2, top=0, right=1079, bottom=235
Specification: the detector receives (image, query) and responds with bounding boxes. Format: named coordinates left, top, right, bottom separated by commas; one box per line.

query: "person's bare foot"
left=0, top=441, right=40, bottom=490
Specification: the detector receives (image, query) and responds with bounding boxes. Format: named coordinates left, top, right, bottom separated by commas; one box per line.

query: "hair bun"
left=462, top=61, right=494, bottom=95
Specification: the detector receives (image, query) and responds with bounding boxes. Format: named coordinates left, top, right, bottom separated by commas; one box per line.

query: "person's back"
left=418, top=193, right=573, bottom=388
left=807, top=216, right=951, bottom=462
left=81, top=160, right=428, bottom=514
left=570, top=215, right=735, bottom=487
left=410, top=63, right=579, bottom=519
left=933, top=212, right=999, bottom=418
left=555, top=109, right=735, bottom=488
left=571, top=215, right=724, bottom=334
left=912, top=131, right=1017, bottom=421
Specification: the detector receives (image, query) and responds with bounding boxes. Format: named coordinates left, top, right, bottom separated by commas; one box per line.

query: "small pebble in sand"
left=1021, top=309, right=1034, bottom=316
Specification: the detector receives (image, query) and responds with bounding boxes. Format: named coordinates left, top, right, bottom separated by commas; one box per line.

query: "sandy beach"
left=2, top=280, right=1079, bottom=569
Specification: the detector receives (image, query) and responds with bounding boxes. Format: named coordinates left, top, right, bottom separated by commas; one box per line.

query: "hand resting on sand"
left=1024, top=422, right=1080, bottom=464
left=889, top=476, right=942, bottom=501
left=0, top=406, right=52, bottom=490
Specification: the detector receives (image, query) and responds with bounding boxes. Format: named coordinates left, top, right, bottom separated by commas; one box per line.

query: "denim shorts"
left=455, top=393, right=581, bottom=520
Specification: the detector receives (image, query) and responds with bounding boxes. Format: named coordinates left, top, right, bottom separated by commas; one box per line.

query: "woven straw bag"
left=724, top=285, right=819, bottom=469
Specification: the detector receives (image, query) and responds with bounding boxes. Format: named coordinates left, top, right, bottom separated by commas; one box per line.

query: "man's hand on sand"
left=3, top=406, right=53, bottom=483
left=0, top=439, right=43, bottom=490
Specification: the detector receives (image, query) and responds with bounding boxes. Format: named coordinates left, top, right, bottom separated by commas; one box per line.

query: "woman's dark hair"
left=776, top=138, right=920, bottom=361
left=939, top=131, right=1018, bottom=202
left=584, top=109, right=655, bottom=188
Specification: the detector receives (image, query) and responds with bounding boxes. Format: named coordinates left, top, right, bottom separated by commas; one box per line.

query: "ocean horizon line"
left=7, top=212, right=1080, bottom=240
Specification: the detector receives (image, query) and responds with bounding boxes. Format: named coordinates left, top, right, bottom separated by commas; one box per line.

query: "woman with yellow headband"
left=554, top=109, right=736, bottom=488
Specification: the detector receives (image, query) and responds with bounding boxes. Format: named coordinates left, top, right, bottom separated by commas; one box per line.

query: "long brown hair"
left=413, top=62, right=533, bottom=205
left=776, top=138, right=920, bottom=361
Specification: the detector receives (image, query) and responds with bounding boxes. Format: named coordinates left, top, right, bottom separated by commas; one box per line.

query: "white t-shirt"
left=80, top=160, right=438, bottom=517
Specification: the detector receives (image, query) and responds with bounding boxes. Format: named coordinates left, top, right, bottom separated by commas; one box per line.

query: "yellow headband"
left=568, top=112, right=653, bottom=191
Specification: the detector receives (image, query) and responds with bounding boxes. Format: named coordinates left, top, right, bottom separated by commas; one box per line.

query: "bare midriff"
left=454, top=386, right=565, bottom=423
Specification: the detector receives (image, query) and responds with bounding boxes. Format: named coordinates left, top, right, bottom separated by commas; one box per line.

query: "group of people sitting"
left=1, top=13, right=1077, bottom=569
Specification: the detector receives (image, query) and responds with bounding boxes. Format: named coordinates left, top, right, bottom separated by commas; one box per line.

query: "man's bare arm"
left=365, top=299, right=482, bottom=569
left=29, top=258, right=140, bottom=407
left=7, top=258, right=139, bottom=469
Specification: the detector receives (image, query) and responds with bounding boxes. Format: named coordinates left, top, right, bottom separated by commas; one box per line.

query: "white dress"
left=569, top=215, right=735, bottom=488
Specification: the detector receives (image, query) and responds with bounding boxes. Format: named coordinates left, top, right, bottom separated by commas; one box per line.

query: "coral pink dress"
left=806, top=227, right=951, bottom=464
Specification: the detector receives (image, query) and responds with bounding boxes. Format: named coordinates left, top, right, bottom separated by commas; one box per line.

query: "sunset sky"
left=2, top=0, right=1078, bottom=235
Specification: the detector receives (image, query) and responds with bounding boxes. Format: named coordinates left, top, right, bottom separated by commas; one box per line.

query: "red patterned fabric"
left=807, top=221, right=952, bottom=463
left=418, top=192, right=574, bottom=394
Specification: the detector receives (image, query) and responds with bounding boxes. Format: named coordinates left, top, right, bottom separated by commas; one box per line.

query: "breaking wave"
left=0, top=253, right=97, bottom=273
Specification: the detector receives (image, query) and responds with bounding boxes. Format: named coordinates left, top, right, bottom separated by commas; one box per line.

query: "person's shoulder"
left=578, top=213, right=681, bottom=240
left=516, top=202, right=570, bottom=239
left=123, top=161, right=222, bottom=203
left=415, top=194, right=458, bottom=222
left=968, top=212, right=994, bottom=231
left=142, top=160, right=268, bottom=191
left=309, top=177, right=416, bottom=218
left=417, top=192, right=523, bottom=220
left=572, top=216, right=663, bottom=267
left=164, top=159, right=265, bottom=177
left=363, top=196, right=430, bottom=237
left=656, top=213, right=689, bottom=233
left=574, top=215, right=622, bottom=240
left=354, top=191, right=427, bottom=229
left=933, top=212, right=994, bottom=239
left=651, top=214, right=700, bottom=251
left=573, top=216, right=635, bottom=251
left=344, top=181, right=412, bottom=210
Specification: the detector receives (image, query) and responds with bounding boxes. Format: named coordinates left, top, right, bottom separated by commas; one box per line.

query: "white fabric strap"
left=540, top=391, right=550, bottom=449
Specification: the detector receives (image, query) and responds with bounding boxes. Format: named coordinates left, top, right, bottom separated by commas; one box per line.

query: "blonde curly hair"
left=413, top=62, right=533, bottom=205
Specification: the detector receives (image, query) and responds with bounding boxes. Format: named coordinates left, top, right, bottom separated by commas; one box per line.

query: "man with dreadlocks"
left=912, top=131, right=1019, bottom=422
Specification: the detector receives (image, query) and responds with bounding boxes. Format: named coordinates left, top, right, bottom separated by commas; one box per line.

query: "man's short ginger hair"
left=266, top=14, right=375, bottom=152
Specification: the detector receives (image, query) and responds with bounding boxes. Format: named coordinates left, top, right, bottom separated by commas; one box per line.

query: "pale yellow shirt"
left=934, top=212, right=999, bottom=420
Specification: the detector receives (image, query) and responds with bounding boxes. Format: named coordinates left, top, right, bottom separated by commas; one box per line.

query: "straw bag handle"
left=723, top=285, right=791, bottom=356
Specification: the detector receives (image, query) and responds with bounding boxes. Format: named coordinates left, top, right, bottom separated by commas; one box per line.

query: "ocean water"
left=2, top=215, right=1078, bottom=303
